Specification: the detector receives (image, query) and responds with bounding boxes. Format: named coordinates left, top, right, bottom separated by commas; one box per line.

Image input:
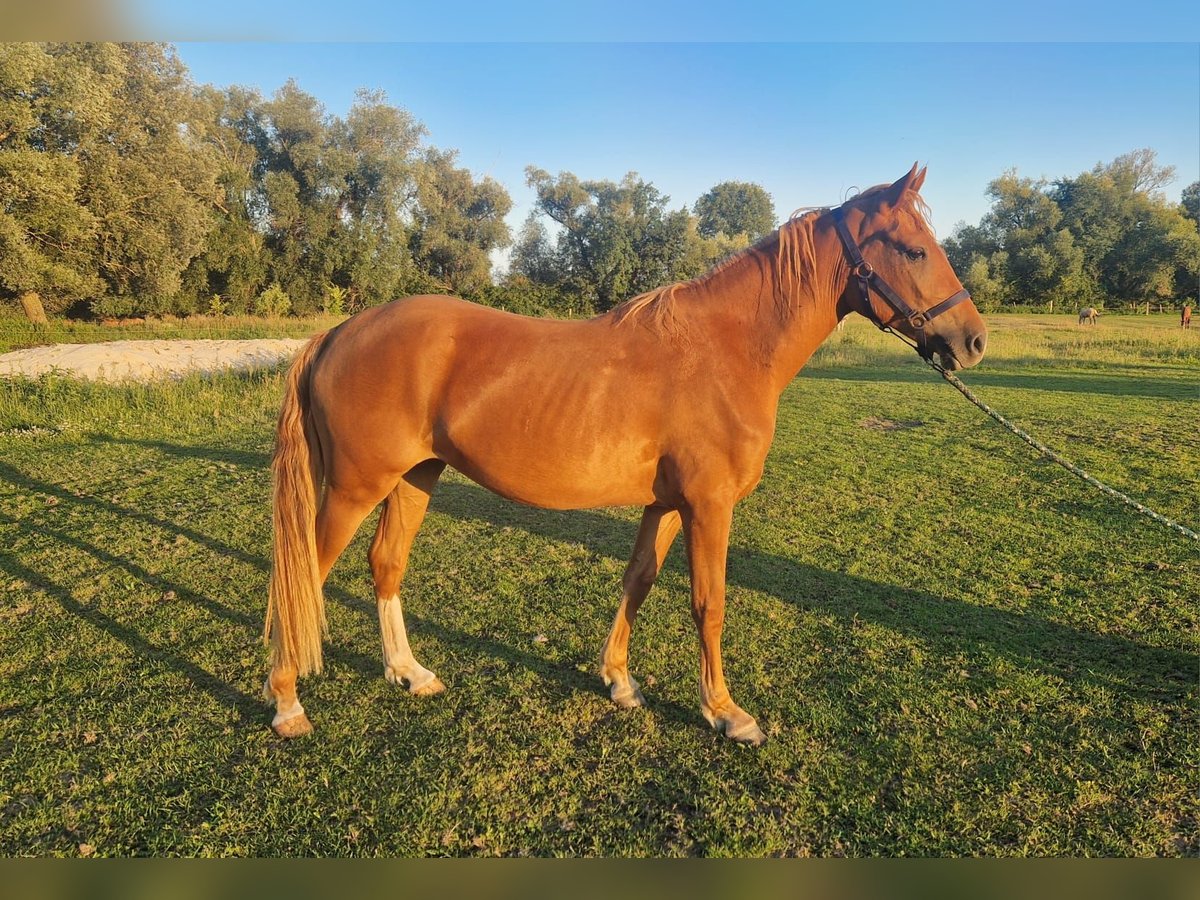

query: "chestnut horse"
left=263, top=165, right=987, bottom=745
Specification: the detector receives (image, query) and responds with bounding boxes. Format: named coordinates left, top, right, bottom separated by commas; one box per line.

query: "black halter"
left=830, top=206, right=971, bottom=354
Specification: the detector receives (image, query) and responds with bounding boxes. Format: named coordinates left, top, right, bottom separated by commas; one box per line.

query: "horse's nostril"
left=970, top=332, right=987, bottom=357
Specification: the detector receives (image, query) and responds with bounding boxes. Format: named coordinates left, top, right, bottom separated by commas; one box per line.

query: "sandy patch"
left=0, top=338, right=308, bottom=383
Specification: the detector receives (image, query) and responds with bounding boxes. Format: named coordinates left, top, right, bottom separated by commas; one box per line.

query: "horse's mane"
left=612, top=210, right=822, bottom=333
left=612, top=183, right=934, bottom=335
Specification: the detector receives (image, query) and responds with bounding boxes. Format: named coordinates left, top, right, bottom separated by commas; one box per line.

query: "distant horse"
left=263, top=165, right=988, bottom=745
left=1183, top=305, right=1192, bottom=329
left=1079, top=307, right=1100, bottom=325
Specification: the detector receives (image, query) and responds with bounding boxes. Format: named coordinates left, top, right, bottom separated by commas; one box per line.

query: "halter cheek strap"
left=830, top=206, right=971, bottom=336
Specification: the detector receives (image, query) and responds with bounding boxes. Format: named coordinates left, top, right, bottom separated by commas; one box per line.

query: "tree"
left=946, top=151, right=1199, bottom=308
left=509, top=213, right=561, bottom=286
left=1103, top=195, right=1199, bottom=302
left=676, top=216, right=751, bottom=283
left=409, top=148, right=512, bottom=296
left=1053, top=150, right=1200, bottom=303
left=1102, top=148, right=1175, bottom=196
left=1177, top=181, right=1200, bottom=302
left=1179, top=181, right=1199, bottom=225
left=943, top=223, right=1012, bottom=310
left=251, top=80, right=341, bottom=313
left=247, top=83, right=426, bottom=312
left=0, top=43, right=223, bottom=317
left=977, top=170, right=1085, bottom=305
left=525, top=167, right=698, bottom=311
left=331, top=89, right=427, bottom=306
left=178, top=84, right=271, bottom=312
left=77, top=43, right=222, bottom=316
left=0, top=43, right=109, bottom=311
left=693, top=181, right=775, bottom=241
left=4, top=45, right=517, bottom=318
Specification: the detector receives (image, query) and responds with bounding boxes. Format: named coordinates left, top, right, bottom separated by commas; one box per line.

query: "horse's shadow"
left=101, top=440, right=1200, bottom=695
left=2, top=436, right=1191, bottom=740
left=427, top=480, right=1193, bottom=703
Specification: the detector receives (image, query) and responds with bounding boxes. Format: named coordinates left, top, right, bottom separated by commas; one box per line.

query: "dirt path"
left=0, top=339, right=307, bottom=382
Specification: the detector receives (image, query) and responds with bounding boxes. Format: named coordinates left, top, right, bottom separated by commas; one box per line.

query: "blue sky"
left=172, top=41, right=1199, bottom=257
left=138, top=1, right=1200, bottom=43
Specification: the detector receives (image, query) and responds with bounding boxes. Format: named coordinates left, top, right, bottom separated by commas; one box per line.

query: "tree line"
left=0, top=42, right=776, bottom=321
left=944, top=150, right=1199, bottom=310
left=2, top=44, right=1195, bottom=322
left=0, top=42, right=514, bottom=319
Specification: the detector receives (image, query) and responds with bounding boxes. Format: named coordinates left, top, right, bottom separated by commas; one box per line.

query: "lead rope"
left=880, top=326, right=1200, bottom=542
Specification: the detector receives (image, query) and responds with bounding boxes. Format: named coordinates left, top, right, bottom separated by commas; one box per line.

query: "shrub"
left=323, top=284, right=347, bottom=317
left=254, top=282, right=292, bottom=318
left=90, top=295, right=139, bottom=319
left=475, top=280, right=591, bottom=318
left=208, top=294, right=229, bottom=317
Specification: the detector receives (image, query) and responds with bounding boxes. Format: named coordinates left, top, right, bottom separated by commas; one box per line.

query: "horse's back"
left=307, top=295, right=668, bottom=507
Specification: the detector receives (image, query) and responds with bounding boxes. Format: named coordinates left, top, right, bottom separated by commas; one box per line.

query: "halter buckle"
left=908, top=313, right=927, bottom=330
left=854, top=262, right=874, bottom=279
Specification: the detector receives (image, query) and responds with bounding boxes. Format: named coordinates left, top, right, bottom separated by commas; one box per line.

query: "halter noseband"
left=830, top=206, right=971, bottom=352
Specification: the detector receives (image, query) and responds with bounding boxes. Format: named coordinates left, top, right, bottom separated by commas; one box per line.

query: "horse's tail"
left=264, top=330, right=332, bottom=677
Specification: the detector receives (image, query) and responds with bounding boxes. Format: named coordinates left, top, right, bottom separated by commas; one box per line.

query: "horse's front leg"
left=683, top=500, right=767, bottom=746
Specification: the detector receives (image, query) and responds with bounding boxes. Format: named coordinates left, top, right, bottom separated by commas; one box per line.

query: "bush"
left=90, top=295, right=139, bottom=319
left=208, top=294, right=229, bottom=317
left=254, top=282, right=292, bottom=317
left=322, top=284, right=347, bottom=317
left=475, top=280, right=591, bottom=318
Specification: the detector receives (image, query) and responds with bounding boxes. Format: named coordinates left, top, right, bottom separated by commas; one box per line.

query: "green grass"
left=0, top=313, right=1196, bottom=856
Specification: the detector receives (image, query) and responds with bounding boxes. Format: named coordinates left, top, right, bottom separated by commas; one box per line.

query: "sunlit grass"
left=0, top=311, right=1196, bottom=856
left=812, top=312, right=1200, bottom=371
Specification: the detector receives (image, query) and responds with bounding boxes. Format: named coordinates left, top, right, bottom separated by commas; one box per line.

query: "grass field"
left=0, top=312, right=1196, bottom=856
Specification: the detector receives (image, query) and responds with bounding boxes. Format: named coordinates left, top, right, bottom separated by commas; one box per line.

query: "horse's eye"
left=905, top=247, right=927, bottom=261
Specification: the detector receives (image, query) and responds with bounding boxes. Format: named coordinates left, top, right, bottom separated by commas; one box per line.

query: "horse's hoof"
left=728, top=722, right=768, bottom=747
left=614, top=689, right=646, bottom=709
left=610, top=682, right=646, bottom=709
left=711, top=711, right=767, bottom=747
left=601, top=669, right=646, bottom=708
left=272, top=713, right=313, bottom=739
left=410, top=675, right=445, bottom=696
left=386, top=666, right=444, bottom=695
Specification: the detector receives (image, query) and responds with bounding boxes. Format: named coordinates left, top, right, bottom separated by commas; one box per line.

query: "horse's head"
left=834, top=164, right=987, bottom=371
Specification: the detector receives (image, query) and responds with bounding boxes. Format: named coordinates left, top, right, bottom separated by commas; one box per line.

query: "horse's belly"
left=435, top=427, right=660, bottom=510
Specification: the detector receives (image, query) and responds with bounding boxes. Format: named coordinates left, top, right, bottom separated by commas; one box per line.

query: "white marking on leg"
left=378, top=594, right=437, bottom=690
left=264, top=679, right=306, bottom=725
left=271, top=700, right=306, bottom=728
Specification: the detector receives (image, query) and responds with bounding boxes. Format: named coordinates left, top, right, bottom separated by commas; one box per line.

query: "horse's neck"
left=685, top=220, right=845, bottom=395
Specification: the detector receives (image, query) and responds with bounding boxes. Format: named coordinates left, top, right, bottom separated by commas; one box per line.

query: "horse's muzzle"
left=930, top=327, right=987, bottom=371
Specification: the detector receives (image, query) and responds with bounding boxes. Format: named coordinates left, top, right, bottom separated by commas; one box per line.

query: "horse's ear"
left=911, top=165, right=927, bottom=194
left=886, top=162, right=924, bottom=202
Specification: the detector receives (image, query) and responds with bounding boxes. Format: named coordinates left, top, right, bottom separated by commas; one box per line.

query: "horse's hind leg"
left=266, top=481, right=383, bottom=737
left=600, top=506, right=682, bottom=708
left=370, top=459, right=446, bottom=695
